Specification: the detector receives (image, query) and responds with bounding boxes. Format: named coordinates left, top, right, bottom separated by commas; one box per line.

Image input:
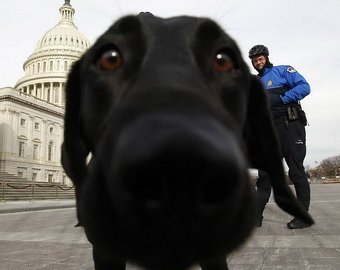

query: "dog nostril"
left=144, top=199, right=163, bottom=212
left=199, top=168, right=238, bottom=205
left=122, top=168, right=165, bottom=212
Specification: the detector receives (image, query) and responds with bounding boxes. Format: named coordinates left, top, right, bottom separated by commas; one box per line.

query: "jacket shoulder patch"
left=287, top=66, right=296, bottom=73
left=267, top=80, right=273, bottom=87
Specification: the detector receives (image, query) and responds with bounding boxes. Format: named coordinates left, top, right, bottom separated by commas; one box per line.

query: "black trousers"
left=256, top=120, right=311, bottom=218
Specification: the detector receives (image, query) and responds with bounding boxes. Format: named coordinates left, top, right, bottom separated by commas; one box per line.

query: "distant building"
left=0, top=1, right=90, bottom=185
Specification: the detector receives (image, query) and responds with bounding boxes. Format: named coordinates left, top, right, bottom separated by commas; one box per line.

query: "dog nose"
left=110, top=113, right=248, bottom=215
left=119, top=151, right=241, bottom=214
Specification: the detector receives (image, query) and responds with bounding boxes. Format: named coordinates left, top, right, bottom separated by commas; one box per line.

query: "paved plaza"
left=0, top=183, right=340, bottom=269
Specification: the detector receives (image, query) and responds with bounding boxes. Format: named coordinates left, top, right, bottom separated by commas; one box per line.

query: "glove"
left=267, top=92, right=282, bottom=106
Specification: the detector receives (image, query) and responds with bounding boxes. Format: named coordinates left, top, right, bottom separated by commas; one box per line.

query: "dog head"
left=62, top=13, right=313, bottom=270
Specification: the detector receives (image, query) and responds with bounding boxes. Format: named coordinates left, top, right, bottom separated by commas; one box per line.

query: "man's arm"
left=281, top=66, right=311, bottom=104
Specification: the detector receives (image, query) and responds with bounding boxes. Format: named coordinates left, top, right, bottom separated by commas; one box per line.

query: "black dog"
left=62, top=13, right=313, bottom=270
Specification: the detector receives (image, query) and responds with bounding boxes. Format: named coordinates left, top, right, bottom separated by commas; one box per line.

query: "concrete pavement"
left=0, top=183, right=340, bottom=269
left=0, top=199, right=75, bottom=214
left=228, top=183, right=340, bottom=269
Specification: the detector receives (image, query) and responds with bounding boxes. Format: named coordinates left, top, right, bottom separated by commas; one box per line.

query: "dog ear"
left=244, top=75, right=313, bottom=225
left=61, top=59, right=89, bottom=186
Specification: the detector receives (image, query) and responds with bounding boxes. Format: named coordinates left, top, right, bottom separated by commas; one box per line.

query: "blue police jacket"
left=259, top=65, right=311, bottom=118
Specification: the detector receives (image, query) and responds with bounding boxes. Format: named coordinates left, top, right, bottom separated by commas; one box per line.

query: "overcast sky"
left=1, top=0, right=339, bottom=167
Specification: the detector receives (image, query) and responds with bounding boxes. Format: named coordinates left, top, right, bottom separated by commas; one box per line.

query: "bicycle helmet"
left=248, top=45, right=269, bottom=59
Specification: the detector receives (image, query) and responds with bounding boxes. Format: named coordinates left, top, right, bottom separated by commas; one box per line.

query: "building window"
left=32, top=172, right=37, bottom=182
left=19, top=142, right=25, bottom=157
left=49, top=61, right=53, bottom=71
left=17, top=167, right=27, bottom=178
left=48, top=141, right=54, bottom=161
left=33, top=144, right=39, bottom=159
left=48, top=174, right=53, bottom=182
left=34, top=122, right=40, bottom=130
left=20, top=118, right=26, bottom=127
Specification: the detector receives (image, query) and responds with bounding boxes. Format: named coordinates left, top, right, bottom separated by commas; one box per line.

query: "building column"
left=49, top=82, right=53, bottom=102
left=42, top=120, right=47, bottom=160
left=41, top=82, right=45, bottom=99
left=59, top=82, right=63, bottom=106
left=51, top=83, right=55, bottom=104
left=61, top=82, right=66, bottom=106
left=41, top=83, right=45, bottom=98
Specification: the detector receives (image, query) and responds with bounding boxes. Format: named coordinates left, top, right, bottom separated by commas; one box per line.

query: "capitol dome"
left=15, top=0, right=90, bottom=107
left=36, top=1, right=90, bottom=51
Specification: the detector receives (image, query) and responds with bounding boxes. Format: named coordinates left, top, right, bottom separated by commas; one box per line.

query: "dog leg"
left=93, top=247, right=125, bottom=270
left=200, top=256, right=228, bottom=270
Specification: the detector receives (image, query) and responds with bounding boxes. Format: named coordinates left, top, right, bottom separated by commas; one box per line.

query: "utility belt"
left=274, top=106, right=308, bottom=127
left=287, top=106, right=308, bottom=126
left=267, top=86, right=308, bottom=127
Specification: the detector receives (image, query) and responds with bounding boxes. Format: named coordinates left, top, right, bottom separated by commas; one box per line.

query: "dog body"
left=62, top=13, right=313, bottom=270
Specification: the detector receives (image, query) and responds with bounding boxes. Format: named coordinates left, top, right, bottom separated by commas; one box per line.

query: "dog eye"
left=213, top=52, right=235, bottom=73
left=97, top=49, right=122, bottom=71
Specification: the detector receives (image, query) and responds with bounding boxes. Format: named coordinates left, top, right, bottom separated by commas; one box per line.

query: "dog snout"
left=109, top=113, right=247, bottom=216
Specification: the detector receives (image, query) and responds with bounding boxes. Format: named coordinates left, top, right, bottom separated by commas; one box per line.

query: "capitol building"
left=0, top=0, right=90, bottom=185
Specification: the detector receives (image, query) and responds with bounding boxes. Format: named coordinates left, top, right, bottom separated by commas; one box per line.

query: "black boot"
left=287, top=217, right=312, bottom=229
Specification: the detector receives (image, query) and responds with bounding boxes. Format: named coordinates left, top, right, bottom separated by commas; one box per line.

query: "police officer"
left=248, top=45, right=311, bottom=229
